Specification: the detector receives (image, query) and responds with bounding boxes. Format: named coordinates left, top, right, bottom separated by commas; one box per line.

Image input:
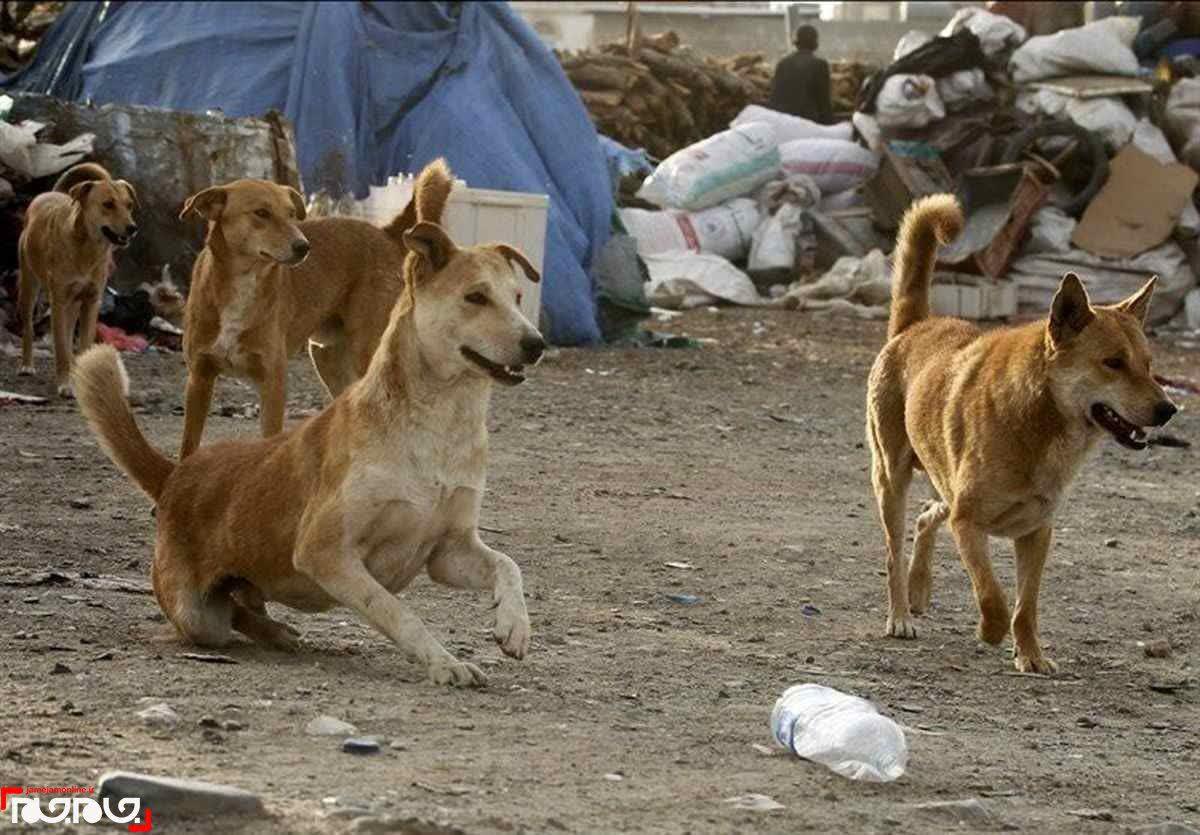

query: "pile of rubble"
left=597, top=7, right=1200, bottom=334
left=558, top=33, right=876, bottom=161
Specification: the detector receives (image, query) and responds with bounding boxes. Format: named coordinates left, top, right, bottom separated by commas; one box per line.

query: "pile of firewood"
left=557, top=32, right=768, bottom=161
left=0, top=2, right=63, bottom=73
left=557, top=32, right=877, bottom=159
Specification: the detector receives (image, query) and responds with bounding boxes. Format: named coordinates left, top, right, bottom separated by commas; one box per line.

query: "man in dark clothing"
left=767, top=24, right=833, bottom=124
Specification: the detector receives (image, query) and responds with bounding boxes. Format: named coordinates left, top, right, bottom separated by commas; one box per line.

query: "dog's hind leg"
left=868, top=401, right=917, bottom=638
left=427, top=533, right=531, bottom=660
left=909, top=499, right=948, bottom=614
left=230, top=583, right=300, bottom=651
left=151, top=546, right=234, bottom=647
left=1011, top=526, right=1056, bottom=674
left=17, top=262, right=37, bottom=376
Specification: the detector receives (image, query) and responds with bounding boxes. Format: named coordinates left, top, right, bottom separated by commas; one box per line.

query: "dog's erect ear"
left=115, top=179, right=139, bottom=209
left=68, top=180, right=95, bottom=204
left=286, top=186, right=307, bottom=221
left=495, top=244, right=541, bottom=284
left=1114, top=275, right=1157, bottom=326
left=179, top=186, right=227, bottom=222
left=403, top=221, right=456, bottom=274
left=1048, top=272, right=1094, bottom=344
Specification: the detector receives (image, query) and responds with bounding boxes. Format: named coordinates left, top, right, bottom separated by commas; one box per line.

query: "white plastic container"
left=357, top=174, right=548, bottom=325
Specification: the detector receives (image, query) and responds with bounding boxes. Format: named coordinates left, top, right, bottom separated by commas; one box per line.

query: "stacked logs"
left=0, top=2, right=64, bottom=73
left=557, top=33, right=877, bottom=160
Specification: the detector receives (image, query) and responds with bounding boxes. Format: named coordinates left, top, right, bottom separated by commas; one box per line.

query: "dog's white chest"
left=212, top=273, right=258, bottom=369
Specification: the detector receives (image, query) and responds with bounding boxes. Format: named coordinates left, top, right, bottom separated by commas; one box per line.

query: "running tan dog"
left=179, top=159, right=453, bottom=457
left=74, top=219, right=545, bottom=686
left=867, top=194, right=1177, bottom=674
left=17, top=163, right=139, bottom=396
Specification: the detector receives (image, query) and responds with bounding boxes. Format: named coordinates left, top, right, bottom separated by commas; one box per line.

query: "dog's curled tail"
left=53, top=162, right=111, bottom=194
left=888, top=194, right=964, bottom=339
left=384, top=158, right=455, bottom=245
left=74, top=346, right=175, bottom=502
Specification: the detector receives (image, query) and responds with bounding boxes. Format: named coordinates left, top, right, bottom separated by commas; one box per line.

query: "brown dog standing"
left=17, top=162, right=139, bottom=396
left=73, top=218, right=546, bottom=687
left=867, top=194, right=1178, bottom=674
left=178, top=159, right=453, bottom=457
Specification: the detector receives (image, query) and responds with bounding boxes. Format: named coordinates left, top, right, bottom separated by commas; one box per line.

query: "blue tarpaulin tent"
left=3, top=1, right=611, bottom=345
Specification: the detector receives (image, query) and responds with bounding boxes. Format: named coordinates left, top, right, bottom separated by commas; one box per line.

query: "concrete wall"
left=512, top=3, right=945, bottom=64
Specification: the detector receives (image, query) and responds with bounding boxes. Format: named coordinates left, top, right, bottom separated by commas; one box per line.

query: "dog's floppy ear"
left=1114, top=275, right=1157, bottom=326
left=286, top=186, right=307, bottom=221
left=179, top=186, right=227, bottom=222
left=403, top=221, right=456, bottom=274
left=68, top=180, right=95, bottom=204
left=495, top=243, right=541, bottom=284
left=1048, top=272, right=1094, bottom=344
left=115, top=179, right=139, bottom=209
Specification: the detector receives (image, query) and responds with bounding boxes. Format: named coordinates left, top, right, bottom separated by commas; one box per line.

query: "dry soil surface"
left=1, top=310, right=1197, bottom=834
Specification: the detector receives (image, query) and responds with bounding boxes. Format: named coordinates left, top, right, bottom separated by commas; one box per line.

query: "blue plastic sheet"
left=3, top=1, right=610, bottom=344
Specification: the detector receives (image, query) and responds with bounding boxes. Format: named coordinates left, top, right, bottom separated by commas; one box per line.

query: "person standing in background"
left=767, top=24, right=833, bottom=124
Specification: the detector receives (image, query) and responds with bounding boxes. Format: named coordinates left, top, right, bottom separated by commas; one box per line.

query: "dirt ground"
left=1, top=309, right=1197, bottom=834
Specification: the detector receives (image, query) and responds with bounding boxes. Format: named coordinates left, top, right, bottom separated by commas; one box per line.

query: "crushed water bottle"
left=770, top=684, right=908, bottom=782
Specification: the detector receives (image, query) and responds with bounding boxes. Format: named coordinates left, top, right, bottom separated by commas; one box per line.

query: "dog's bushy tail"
left=53, top=162, right=111, bottom=194
left=888, top=194, right=964, bottom=339
left=383, top=158, right=455, bottom=245
left=74, top=346, right=174, bottom=502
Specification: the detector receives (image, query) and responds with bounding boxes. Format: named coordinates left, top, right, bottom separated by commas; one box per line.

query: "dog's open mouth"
left=1091, top=403, right=1148, bottom=450
left=261, top=250, right=308, bottom=266
left=101, top=227, right=130, bottom=247
left=461, top=347, right=526, bottom=385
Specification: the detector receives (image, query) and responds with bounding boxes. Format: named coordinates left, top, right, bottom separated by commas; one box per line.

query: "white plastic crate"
left=357, top=175, right=548, bottom=325
left=931, top=273, right=1017, bottom=321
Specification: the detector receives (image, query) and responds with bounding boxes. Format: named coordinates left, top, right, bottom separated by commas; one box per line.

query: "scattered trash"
left=665, top=593, right=702, bottom=606
left=910, top=798, right=998, bottom=827
left=664, top=561, right=695, bottom=570
left=800, top=604, right=821, bottom=617
left=306, top=715, right=358, bottom=737
left=1144, top=639, right=1172, bottom=659
left=1067, top=808, right=1116, bottom=822
left=342, top=737, right=382, bottom=756
left=136, top=702, right=181, bottom=729
left=770, top=683, right=908, bottom=782
left=0, top=390, right=48, bottom=405
left=724, top=793, right=785, bottom=812
left=179, top=652, right=238, bottom=665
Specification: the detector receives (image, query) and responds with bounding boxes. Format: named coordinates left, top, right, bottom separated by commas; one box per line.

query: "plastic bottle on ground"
left=770, top=683, right=908, bottom=782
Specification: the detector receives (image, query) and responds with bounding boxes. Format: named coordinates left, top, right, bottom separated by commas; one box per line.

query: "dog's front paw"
left=885, top=614, right=917, bottom=639
left=428, top=658, right=488, bottom=688
left=494, top=601, right=530, bottom=660
left=17, top=364, right=34, bottom=377
left=1014, top=652, right=1057, bottom=675
left=56, top=382, right=75, bottom=399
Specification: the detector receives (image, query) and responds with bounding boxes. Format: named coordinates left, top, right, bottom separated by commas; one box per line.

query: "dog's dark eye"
left=103, top=200, right=116, bottom=210
left=254, top=208, right=270, bottom=219
left=1103, top=357, right=1125, bottom=371
left=465, top=292, right=488, bottom=306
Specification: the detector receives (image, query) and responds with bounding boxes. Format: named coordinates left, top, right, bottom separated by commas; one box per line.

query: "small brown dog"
left=74, top=218, right=545, bottom=686
left=179, top=159, right=452, bottom=457
left=17, top=162, right=138, bottom=396
left=867, top=194, right=1178, bottom=674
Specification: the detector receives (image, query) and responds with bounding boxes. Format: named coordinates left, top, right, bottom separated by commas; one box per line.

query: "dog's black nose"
left=1153, top=400, right=1178, bottom=426
left=292, top=240, right=311, bottom=258
left=126, top=223, right=139, bottom=236
left=521, top=334, right=546, bottom=363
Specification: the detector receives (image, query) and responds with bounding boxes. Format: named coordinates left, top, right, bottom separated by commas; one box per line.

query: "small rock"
left=179, top=652, right=238, bottom=664
left=342, top=737, right=381, bottom=755
left=800, top=604, right=821, bottom=617
left=456, top=721, right=476, bottom=731
left=1104, top=538, right=1118, bottom=548
left=50, top=662, right=71, bottom=675
left=97, top=771, right=265, bottom=818
left=221, top=719, right=245, bottom=731
left=603, top=773, right=624, bottom=782
left=1145, top=639, right=1172, bottom=659
left=136, top=703, right=180, bottom=728
left=91, top=651, right=115, bottom=661
left=911, top=799, right=995, bottom=826
left=1068, top=809, right=1115, bottom=822
left=389, top=740, right=409, bottom=751
left=1076, top=716, right=1100, bottom=728
left=305, top=715, right=357, bottom=736
left=665, top=593, right=701, bottom=605
left=69, top=498, right=93, bottom=509
left=198, top=717, right=220, bottom=729
left=22, top=596, right=39, bottom=604
left=725, top=794, right=785, bottom=812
